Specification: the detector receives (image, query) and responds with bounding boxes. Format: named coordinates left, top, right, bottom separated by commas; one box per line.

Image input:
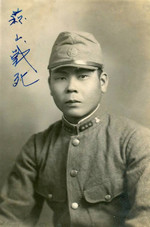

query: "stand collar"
left=62, top=104, right=102, bottom=135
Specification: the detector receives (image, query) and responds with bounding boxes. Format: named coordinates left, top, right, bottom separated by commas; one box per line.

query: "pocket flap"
left=35, top=182, right=66, bottom=202
left=84, top=179, right=124, bottom=203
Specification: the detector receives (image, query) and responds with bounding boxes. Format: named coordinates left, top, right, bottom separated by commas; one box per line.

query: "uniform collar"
left=62, top=104, right=102, bottom=135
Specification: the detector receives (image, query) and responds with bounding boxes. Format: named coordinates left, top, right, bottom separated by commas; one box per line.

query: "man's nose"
left=66, top=76, right=78, bottom=93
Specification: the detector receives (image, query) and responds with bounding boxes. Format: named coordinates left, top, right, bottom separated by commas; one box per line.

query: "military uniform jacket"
left=0, top=109, right=150, bottom=227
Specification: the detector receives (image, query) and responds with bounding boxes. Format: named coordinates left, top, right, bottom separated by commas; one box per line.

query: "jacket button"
left=70, top=169, right=78, bottom=177
left=48, top=193, right=53, bottom=200
left=105, top=194, right=111, bottom=201
left=71, top=202, right=79, bottom=209
left=72, top=138, right=80, bottom=146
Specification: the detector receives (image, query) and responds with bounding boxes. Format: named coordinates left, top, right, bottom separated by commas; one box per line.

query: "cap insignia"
left=67, top=47, right=78, bottom=57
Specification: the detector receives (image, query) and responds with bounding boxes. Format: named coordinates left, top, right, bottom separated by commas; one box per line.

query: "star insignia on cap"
left=67, top=47, right=78, bottom=57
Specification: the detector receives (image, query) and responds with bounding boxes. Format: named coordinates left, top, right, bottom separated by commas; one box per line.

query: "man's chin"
left=63, top=110, right=86, bottom=123
left=63, top=107, right=96, bottom=124
left=62, top=105, right=99, bottom=123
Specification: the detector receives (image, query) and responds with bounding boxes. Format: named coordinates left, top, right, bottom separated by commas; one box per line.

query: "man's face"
left=49, top=66, right=108, bottom=123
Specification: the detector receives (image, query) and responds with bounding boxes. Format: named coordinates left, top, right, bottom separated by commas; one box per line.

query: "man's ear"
left=100, top=72, right=109, bottom=93
left=49, top=87, right=53, bottom=96
left=48, top=75, right=53, bottom=96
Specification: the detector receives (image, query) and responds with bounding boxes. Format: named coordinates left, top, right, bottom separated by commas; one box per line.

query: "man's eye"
left=55, top=76, right=66, bottom=80
left=78, top=75, right=89, bottom=79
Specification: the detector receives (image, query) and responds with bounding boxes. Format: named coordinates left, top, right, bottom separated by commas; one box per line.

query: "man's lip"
left=65, top=100, right=81, bottom=103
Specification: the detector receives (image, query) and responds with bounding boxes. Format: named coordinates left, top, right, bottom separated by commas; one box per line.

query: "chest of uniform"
left=35, top=130, right=126, bottom=207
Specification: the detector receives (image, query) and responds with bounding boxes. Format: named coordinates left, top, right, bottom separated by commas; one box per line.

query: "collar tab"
left=62, top=106, right=101, bottom=135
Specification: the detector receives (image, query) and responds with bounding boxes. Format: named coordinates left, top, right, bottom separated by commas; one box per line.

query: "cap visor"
left=50, top=63, right=98, bottom=71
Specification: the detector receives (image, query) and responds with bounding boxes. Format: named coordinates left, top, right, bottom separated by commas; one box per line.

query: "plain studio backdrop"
left=0, top=0, right=150, bottom=226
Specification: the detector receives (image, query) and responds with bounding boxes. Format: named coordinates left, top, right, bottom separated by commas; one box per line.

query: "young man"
left=0, top=31, right=150, bottom=227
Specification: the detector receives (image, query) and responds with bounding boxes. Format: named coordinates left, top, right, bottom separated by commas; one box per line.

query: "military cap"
left=48, top=31, right=103, bottom=70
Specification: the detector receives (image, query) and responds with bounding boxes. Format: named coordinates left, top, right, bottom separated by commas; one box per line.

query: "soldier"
left=0, top=31, right=150, bottom=227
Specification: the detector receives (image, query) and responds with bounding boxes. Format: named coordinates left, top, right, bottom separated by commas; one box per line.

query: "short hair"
left=97, top=67, right=103, bottom=78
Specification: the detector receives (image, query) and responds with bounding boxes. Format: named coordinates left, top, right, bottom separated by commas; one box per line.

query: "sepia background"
left=0, top=0, right=150, bottom=226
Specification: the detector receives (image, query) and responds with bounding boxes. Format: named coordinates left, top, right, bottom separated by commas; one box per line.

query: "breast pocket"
left=84, top=178, right=124, bottom=204
left=35, top=179, right=67, bottom=204
left=83, top=178, right=127, bottom=226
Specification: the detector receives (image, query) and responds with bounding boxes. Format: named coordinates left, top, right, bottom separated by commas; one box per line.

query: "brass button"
left=71, top=202, right=79, bottom=209
left=72, top=138, right=80, bottom=146
left=70, top=169, right=78, bottom=177
left=48, top=193, right=53, bottom=199
left=105, top=194, right=111, bottom=201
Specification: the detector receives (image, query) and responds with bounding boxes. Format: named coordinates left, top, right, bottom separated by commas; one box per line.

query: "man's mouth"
left=65, top=100, right=81, bottom=103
